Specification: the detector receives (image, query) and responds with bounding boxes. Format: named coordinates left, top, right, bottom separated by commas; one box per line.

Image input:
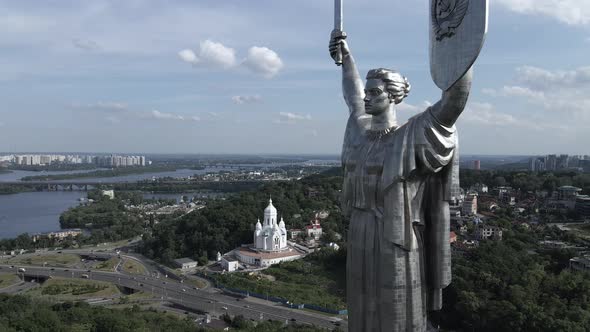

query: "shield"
left=430, top=0, right=488, bottom=91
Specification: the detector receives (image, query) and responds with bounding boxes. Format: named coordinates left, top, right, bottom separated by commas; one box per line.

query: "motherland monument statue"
left=329, top=0, right=488, bottom=331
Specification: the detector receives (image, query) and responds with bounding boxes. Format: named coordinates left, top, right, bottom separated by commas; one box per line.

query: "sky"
left=0, top=0, right=588, bottom=155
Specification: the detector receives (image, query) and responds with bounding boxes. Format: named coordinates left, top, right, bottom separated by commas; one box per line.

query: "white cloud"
left=274, top=112, right=312, bottom=125
left=146, top=110, right=201, bottom=122
left=462, top=102, right=518, bottom=126
left=178, top=49, right=198, bottom=65
left=280, top=112, right=311, bottom=121
left=72, top=102, right=128, bottom=112
left=231, top=95, right=262, bottom=105
left=149, top=110, right=185, bottom=121
left=179, top=40, right=236, bottom=69
left=516, top=66, right=590, bottom=90
left=485, top=66, right=590, bottom=116
left=483, top=86, right=545, bottom=101
left=461, top=102, right=569, bottom=131
left=243, top=46, right=284, bottom=78
left=72, top=38, right=100, bottom=51
left=496, top=0, right=590, bottom=26
left=199, top=40, right=236, bottom=68
left=105, top=116, right=120, bottom=124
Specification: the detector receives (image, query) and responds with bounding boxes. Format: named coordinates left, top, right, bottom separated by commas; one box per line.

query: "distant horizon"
left=1, top=151, right=588, bottom=158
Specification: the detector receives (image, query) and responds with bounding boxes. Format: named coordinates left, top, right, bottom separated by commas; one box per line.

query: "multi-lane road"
left=0, top=262, right=347, bottom=330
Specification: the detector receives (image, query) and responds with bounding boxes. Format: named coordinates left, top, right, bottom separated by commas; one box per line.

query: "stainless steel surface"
left=330, top=2, right=488, bottom=330
left=334, top=0, right=342, bottom=31
left=430, top=0, right=488, bottom=91
left=333, top=0, right=344, bottom=66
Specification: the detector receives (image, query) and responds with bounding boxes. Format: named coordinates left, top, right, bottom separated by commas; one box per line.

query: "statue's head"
left=364, top=68, right=411, bottom=115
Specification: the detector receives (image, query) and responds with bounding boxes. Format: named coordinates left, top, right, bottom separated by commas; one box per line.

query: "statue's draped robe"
left=342, top=108, right=459, bottom=332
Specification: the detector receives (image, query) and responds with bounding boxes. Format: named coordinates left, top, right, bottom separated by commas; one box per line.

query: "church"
left=253, top=198, right=288, bottom=251
left=229, top=198, right=304, bottom=269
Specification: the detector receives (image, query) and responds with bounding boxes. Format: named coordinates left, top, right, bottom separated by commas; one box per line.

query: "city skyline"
left=0, top=1, right=589, bottom=154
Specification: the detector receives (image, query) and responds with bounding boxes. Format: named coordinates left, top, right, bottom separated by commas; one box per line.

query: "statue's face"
left=364, top=79, right=391, bottom=115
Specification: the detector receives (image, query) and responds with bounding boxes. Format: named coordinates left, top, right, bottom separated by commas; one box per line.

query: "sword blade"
left=334, top=0, right=343, bottom=31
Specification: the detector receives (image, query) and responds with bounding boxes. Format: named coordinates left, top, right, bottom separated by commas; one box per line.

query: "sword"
left=333, top=0, right=346, bottom=66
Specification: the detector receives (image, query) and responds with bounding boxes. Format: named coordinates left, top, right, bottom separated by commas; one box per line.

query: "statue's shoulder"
left=346, top=113, right=371, bottom=133
left=397, top=108, right=430, bottom=132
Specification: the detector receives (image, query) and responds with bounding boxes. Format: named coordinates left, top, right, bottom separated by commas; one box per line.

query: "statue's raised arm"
left=430, top=68, right=472, bottom=127
left=329, top=31, right=364, bottom=116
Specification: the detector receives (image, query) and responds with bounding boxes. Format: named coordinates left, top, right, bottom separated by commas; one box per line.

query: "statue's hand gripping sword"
left=333, top=0, right=346, bottom=66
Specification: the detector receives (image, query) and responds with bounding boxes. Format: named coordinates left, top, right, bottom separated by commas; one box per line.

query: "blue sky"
left=0, top=0, right=588, bottom=155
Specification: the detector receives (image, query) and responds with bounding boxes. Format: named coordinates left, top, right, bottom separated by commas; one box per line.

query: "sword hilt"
left=332, top=30, right=347, bottom=66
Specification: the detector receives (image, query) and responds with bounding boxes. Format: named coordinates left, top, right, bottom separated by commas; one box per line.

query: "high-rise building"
left=473, top=160, right=481, bottom=170
left=557, top=154, right=569, bottom=170
left=546, top=154, right=557, bottom=171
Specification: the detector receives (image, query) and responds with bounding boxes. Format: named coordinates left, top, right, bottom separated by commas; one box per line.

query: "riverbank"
left=20, top=166, right=178, bottom=181
left=8, top=164, right=98, bottom=172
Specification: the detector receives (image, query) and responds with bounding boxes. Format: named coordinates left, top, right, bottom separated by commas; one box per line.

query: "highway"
left=0, top=264, right=346, bottom=330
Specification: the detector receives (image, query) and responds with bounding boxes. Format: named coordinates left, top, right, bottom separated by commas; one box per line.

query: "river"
left=0, top=168, right=211, bottom=183
left=0, top=192, right=84, bottom=239
left=0, top=161, right=339, bottom=240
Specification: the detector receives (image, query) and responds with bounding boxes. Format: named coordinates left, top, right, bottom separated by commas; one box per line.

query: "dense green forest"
left=439, top=224, right=590, bottom=331
left=0, top=295, right=195, bottom=332
left=60, top=191, right=158, bottom=245
left=139, top=168, right=344, bottom=264
left=0, top=294, right=328, bottom=331
left=461, top=169, right=590, bottom=194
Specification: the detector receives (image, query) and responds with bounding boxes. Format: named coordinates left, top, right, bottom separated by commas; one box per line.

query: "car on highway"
left=18, top=267, right=26, bottom=273
left=50, top=268, right=55, bottom=271
left=182, top=289, right=186, bottom=292
left=81, top=274, right=89, bottom=279
left=221, top=306, right=228, bottom=310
